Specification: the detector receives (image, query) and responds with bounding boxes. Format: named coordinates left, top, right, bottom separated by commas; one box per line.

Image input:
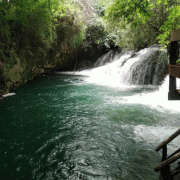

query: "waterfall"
left=64, top=46, right=168, bottom=87
left=57, top=46, right=180, bottom=111
left=125, top=47, right=168, bottom=85
left=94, top=50, right=122, bottom=67
left=92, top=46, right=169, bottom=86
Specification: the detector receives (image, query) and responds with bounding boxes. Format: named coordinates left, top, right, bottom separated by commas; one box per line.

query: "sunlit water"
left=1, top=73, right=180, bottom=180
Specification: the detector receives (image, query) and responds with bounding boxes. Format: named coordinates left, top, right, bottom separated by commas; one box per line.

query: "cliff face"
left=0, top=66, right=51, bottom=96
left=0, top=17, right=83, bottom=96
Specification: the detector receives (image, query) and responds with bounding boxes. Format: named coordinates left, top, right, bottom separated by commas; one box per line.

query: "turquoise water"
left=0, top=74, right=180, bottom=180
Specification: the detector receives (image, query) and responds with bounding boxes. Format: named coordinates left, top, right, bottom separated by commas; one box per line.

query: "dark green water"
left=0, top=75, right=180, bottom=180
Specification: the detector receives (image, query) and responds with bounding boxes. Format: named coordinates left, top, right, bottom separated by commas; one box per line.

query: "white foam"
left=133, top=125, right=180, bottom=151
left=58, top=47, right=180, bottom=112
left=58, top=53, right=133, bottom=88
left=117, top=76, right=180, bottom=112
left=2, top=93, right=16, bottom=98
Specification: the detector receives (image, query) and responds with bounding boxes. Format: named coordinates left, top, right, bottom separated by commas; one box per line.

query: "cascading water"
left=59, top=45, right=180, bottom=112
left=60, top=46, right=169, bottom=87
left=119, top=47, right=168, bottom=85
left=93, top=50, right=122, bottom=67
left=86, top=46, right=168, bottom=86
left=1, top=46, right=180, bottom=180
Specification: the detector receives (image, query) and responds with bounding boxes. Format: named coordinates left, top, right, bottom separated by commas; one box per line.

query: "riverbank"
left=0, top=67, right=57, bottom=96
left=0, top=60, right=99, bottom=96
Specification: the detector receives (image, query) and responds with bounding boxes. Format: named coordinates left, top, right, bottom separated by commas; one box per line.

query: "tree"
left=106, top=0, right=180, bottom=47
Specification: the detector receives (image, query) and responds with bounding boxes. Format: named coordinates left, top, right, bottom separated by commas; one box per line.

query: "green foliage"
left=82, top=22, right=117, bottom=52
left=158, top=5, right=180, bottom=46
left=177, top=59, right=180, bottom=65
left=105, top=0, right=180, bottom=47
left=51, top=2, right=86, bottom=68
left=106, top=0, right=151, bottom=24
left=0, top=0, right=87, bottom=93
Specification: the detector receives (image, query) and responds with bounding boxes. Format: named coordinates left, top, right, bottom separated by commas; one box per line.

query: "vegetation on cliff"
left=0, top=1, right=70, bottom=94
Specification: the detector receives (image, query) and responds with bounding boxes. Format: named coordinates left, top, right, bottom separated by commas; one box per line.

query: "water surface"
left=0, top=74, right=180, bottom=180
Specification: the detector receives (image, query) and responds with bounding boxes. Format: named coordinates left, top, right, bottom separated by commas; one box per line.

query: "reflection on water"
left=0, top=75, right=180, bottom=180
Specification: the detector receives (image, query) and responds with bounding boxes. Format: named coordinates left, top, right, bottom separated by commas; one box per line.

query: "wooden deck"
left=168, top=64, right=180, bottom=79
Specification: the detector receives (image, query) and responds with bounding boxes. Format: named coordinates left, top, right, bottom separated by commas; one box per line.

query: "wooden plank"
left=168, top=148, right=180, bottom=159
left=170, top=169, right=180, bottom=178
left=168, top=64, right=180, bottom=79
left=154, top=152, right=180, bottom=172
left=155, top=129, right=180, bottom=152
left=170, top=28, right=180, bottom=42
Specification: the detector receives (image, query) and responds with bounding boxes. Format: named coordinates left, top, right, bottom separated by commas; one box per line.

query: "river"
left=1, top=47, right=180, bottom=180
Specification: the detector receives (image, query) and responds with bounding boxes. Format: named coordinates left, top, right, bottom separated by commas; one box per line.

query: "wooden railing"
left=154, top=129, right=180, bottom=180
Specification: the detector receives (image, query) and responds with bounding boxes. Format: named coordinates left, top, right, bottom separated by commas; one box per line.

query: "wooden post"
left=160, top=145, right=171, bottom=179
left=168, top=41, right=180, bottom=100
